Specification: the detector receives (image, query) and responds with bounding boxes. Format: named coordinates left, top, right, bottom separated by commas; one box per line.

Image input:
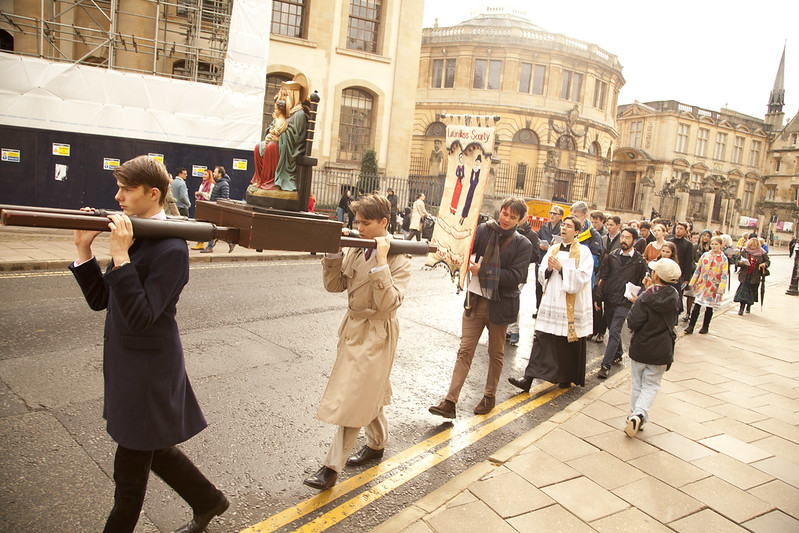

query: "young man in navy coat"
left=70, top=155, right=227, bottom=533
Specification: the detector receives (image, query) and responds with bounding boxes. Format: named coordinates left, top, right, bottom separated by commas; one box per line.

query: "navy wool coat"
left=70, top=237, right=207, bottom=450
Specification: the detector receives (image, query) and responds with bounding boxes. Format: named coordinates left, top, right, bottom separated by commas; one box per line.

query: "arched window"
left=425, top=121, right=446, bottom=137
left=337, top=88, right=374, bottom=162
left=588, top=141, right=601, bottom=156
left=512, top=129, right=539, bottom=145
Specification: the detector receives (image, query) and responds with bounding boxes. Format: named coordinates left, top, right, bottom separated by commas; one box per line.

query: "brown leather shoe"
left=346, top=445, right=384, bottom=466
left=473, top=396, right=495, bottom=415
left=428, top=399, right=456, bottom=419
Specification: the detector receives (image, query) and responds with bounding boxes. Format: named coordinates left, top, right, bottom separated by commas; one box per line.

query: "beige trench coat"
left=409, top=198, right=429, bottom=232
left=317, top=247, right=411, bottom=428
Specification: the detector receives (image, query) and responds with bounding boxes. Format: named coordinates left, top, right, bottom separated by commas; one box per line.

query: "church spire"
left=768, top=44, right=786, bottom=114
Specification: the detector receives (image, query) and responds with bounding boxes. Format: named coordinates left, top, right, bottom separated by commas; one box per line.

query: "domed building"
left=412, top=7, right=624, bottom=213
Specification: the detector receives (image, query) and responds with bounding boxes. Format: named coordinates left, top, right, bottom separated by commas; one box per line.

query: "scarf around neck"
left=477, top=220, right=517, bottom=301
left=550, top=241, right=582, bottom=342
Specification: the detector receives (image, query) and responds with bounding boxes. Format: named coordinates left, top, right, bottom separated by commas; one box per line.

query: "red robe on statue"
left=251, top=141, right=280, bottom=189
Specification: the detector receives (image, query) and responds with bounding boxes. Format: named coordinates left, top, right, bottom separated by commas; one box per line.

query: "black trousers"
left=104, top=445, right=222, bottom=533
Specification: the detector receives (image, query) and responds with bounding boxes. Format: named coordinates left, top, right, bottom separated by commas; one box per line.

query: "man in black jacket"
left=669, top=222, right=695, bottom=319
left=202, top=165, right=231, bottom=253
left=386, top=188, right=398, bottom=235
left=624, top=258, right=681, bottom=437
left=506, top=220, right=541, bottom=345
left=429, top=198, right=532, bottom=418
left=597, top=227, right=647, bottom=379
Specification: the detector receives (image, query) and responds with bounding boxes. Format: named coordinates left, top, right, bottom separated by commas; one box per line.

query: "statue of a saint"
left=429, top=139, right=444, bottom=175
left=248, top=77, right=308, bottom=194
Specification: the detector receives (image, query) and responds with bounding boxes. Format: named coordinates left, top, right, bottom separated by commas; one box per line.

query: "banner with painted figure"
left=425, top=124, right=494, bottom=290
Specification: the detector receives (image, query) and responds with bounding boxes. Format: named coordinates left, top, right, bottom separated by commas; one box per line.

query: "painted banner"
left=425, top=124, right=494, bottom=290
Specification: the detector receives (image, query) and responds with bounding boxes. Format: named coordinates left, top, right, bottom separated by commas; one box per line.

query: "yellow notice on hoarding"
left=52, top=143, right=70, bottom=156
left=191, top=165, right=207, bottom=178
left=233, top=158, right=247, bottom=171
left=148, top=153, right=164, bottom=164
left=103, top=158, right=120, bottom=170
left=1, top=148, right=21, bottom=162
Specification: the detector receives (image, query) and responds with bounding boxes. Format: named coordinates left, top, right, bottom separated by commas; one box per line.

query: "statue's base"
left=246, top=184, right=300, bottom=211
left=195, top=199, right=341, bottom=252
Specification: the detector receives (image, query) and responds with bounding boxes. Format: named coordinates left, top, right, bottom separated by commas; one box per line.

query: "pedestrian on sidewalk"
left=70, top=155, right=228, bottom=533
left=505, top=218, right=540, bottom=346
left=304, top=194, right=411, bottom=491
left=191, top=169, right=215, bottom=250
left=669, top=222, right=695, bottom=321
left=684, top=235, right=728, bottom=334
left=596, top=227, right=647, bottom=379
left=534, top=205, right=563, bottom=318
left=624, top=258, right=681, bottom=437
left=733, top=237, right=770, bottom=315
left=172, top=167, right=191, bottom=217
left=200, top=166, right=230, bottom=253
left=407, top=193, right=430, bottom=241
left=429, top=198, right=532, bottom=419
left=508, top=215, right=593, bottom=392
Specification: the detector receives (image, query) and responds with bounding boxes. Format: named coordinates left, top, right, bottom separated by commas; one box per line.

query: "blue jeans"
left=629, top=360, right=667, bottom=424
left=336, top=207, right=345, bottom=222
left=601, top=305, right=629, bottom=369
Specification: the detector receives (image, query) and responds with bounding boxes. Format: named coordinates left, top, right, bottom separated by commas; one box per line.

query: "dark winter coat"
left=209, top=174, right=231, bottom=202
left=517, top=221, right=541, bottom=264
left=669, top=236, right=695, bottom=282
left=597, top=248, right=647, bottom=309
left=468, top=223, right=533, bottom=324
left=737, top=249, right=770, bottom=285
left=627, top=284, right=680, bottom=368
left=70, top=237, right=207, bottom=450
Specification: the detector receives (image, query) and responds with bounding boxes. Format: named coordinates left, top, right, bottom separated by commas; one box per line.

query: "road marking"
left=241, top=384, right=568, bottom=533
left=0, top=270, right=72, bottom=278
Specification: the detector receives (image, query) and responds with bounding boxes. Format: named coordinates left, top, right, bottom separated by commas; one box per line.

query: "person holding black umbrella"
left=733, top=237, right=770, bottom=314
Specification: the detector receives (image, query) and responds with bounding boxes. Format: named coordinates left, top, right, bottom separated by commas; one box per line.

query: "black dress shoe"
left=508, top=376, right=532, bottom=392
left=346, top=445, right=384, bottom=466
left=173, top=494, right=229, bottom=533
left=303, top=466, right=337, bottom=490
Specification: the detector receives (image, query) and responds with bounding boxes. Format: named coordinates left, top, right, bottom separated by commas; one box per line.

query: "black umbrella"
left=760, top=263, right=769, bottom=309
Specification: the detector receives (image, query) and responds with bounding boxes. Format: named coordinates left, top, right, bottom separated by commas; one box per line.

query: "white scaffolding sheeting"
left=0, top=0, right=268, bottom=150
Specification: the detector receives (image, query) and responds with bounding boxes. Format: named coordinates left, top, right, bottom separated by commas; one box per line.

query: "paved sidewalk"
left=0, top=226, right=317, bottom=271
left=376, top=283, right=799, bottom=532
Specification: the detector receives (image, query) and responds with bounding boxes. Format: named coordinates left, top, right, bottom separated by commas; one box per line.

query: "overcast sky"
left=422, top=0, right=798, bottom=123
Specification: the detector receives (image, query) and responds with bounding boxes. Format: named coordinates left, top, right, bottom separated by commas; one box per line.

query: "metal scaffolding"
left=0, top=0, right=233, bottom=84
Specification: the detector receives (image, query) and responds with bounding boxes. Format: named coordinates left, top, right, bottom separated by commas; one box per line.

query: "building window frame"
left=515, top=163, right=527, bottom=190
left=560, top=69, right=583, bottom=101
left=690, top=173, right=703, bottom=191
left=713, top=132, right=727, bottom=161
left=346, top=0, right=382, bottom=54
left=732, top=136, right=744, bottom=164
left=629, top=120, right=643, bottom=149
left=271, top=0, right=307, bottom=39
left=432, top=58, right=455, bottom=88
left=748, top=140, right=761, bottom=167
left=675, top=123, right=690, bottom=153
left=337, top=87, right=375, bottom=163
left=473, top=59, right=502, bottom=90
left=743, top=181, right=755, bottom=211
left=593, top=79, right=607, bottom=110
left=696, top=128, right=709, bottom=157
left=765, top=185, right=777, bottom=201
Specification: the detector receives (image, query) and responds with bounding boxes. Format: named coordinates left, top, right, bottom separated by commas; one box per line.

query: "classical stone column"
left=639, top=166, right=656, bottom=220
left=593, top=172, right=610, bottom=210
left=541, top=149, right=557, bottom=201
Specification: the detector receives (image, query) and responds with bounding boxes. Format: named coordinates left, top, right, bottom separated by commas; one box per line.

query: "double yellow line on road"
left=242, top=383, right=568, bottom=533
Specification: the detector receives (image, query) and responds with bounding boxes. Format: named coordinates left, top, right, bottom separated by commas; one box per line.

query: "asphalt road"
left=0, top=253, right=792, bottom=532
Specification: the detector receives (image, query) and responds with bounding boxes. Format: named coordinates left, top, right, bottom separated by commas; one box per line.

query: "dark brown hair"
left=352, top=194, right=390, bottom=223
left=501, top=197, right=528, bottom=220
left=113, top=155, right=169, bottom=206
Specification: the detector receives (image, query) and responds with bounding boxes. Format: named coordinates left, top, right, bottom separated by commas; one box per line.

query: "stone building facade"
left=614, top=46, right=798, bottom=240
left=613, top=101, right=771, bottom=235
left=2, top=0, right=424, bottom=178
left=412, top=7, right=624, bottom=213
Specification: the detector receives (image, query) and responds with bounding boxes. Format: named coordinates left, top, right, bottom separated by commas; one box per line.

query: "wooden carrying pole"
left=0, top=204, right=436, bottom=255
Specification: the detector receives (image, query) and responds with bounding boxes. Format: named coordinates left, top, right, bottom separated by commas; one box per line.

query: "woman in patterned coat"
left=684, top=235, right=728, bottom=334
